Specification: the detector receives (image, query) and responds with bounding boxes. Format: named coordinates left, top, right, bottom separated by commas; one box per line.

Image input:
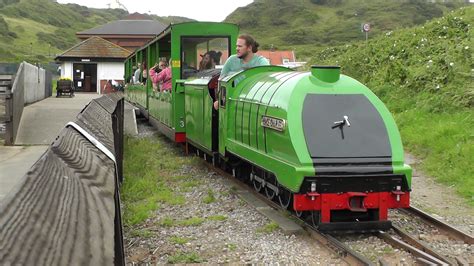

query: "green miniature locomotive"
left=124, top=22, right=411, bottom=231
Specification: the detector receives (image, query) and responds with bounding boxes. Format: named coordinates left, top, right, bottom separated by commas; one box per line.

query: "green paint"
left=310, top=66, right=340, bottom=83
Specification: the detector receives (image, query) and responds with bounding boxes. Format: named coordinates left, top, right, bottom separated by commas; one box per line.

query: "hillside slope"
left=225, top=0, right=467, bottom=48
left=309, top=6, right=473, bottom=202
left=0, top=0, right=192, bottom=63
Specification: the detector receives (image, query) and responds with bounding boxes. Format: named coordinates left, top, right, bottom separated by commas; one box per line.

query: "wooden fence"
left=0, top=93, right=125, bottom=265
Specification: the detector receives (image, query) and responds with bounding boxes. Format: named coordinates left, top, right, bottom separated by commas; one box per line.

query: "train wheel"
left=278, top=187, right=292, bottom=209
left=252, top=177, right=262, bottom=192
left=311, top=211, right=321, bottom=228
left=264, top=186, right=275, bottom=200
left=295, top=210, right=305, bottom=218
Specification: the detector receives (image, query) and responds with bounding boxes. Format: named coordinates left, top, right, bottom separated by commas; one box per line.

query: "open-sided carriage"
left=56, top=79, right=75, bottom=97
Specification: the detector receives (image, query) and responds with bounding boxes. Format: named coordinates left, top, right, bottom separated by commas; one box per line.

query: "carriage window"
left=181, top=37, right=230, bottom=79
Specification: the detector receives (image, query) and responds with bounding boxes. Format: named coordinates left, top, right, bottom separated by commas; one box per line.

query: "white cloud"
left=57, top=0, right=253, bottom=22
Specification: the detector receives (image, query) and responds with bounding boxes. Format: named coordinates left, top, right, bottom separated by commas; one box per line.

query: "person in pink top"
left=149, top=59, right=172, bottom=92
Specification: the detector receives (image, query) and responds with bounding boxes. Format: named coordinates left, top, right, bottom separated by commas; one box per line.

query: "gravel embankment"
left=124, top=119, right=342, bottom=264
left=406, top=153, right=474, bottom=235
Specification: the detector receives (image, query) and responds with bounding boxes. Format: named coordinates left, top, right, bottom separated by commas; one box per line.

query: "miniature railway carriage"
left=124, top=22, right=411, bottom=231
left=125, top=22, right=239, bottom=142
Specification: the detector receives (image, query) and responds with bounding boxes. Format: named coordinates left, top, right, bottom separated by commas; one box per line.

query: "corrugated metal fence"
left=0, top=93, right=125, bottom=265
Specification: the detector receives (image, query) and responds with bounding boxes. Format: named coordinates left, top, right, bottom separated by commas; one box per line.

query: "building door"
left=73, top=63, right=97, bottom=92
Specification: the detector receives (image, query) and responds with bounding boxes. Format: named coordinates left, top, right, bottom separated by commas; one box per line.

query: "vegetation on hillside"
left=0, top=0, right=191, bottom=63
left=304, top=6, right=473, bottom=202
left=225, top=0, right=468, bottom=49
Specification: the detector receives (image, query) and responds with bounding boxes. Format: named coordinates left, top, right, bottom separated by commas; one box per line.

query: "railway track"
left=390, top=207, right=474, bottom=265
left=205, top=162, right=371, bottom=265
left=199, top=155, right=473, bottom=265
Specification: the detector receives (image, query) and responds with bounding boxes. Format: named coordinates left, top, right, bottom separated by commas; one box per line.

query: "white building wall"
left=96, top=62, right=125, bottom=93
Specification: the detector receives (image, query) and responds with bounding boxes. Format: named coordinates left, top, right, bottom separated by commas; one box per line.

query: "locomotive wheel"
left=264, top=185, right=275, bottom=200
left=252, top=178, right=262, bottom=192
left=278, top=187, right=292, bottom=209
left=295, top=210, right=305, bottom=218
left=311, top=211, right=321, bottom=228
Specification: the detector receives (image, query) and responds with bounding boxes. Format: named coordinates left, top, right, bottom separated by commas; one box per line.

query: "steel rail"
left=377, top=230, right=448, bottom=265
left=400, top=206, right=474, bottom=245
left=391, top=225, right=454, bottom=265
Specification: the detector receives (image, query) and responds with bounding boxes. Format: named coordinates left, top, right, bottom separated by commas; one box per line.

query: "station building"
left=55, top=14, right=167, bottom=94
left=55, top=36, right=131, bottom=94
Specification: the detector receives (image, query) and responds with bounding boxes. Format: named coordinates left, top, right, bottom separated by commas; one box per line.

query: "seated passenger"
left=208, top=50, right=222, bottom=66
left=199, top=52, right=215, bottom=70
left=149, top=59, right=172, bottom=92
left=199, top=51, right=223, bottom=70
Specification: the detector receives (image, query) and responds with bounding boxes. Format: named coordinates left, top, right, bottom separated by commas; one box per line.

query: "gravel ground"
left=390, top=209, right=474, bottom=264
left=124, top=119, right=343, bottom=264
left=406, top=153, right=474, bottom=235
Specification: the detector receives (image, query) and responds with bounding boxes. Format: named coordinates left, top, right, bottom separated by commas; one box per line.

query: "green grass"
left=157, top=217, right=206, bottom=227
left=179, top=217, right=205, bottom=226
left=394, top=109, right=474, bottom=199
left=256, top=222, right=279, bottom=234
left=168, top=252, right=205, bottom=264
left=130, top=228, right=154, bottom=238
left=203, top=189, right=216, bottom=204
left=52, top=78, right=57, bottom=95
left=122, top=136, right=196, bottom=226
left=0, top=16, right=61, bottom=62
left=227, top=243, right=237, bottom=251
left=168, top=236, right=190, bottom=245
left=208, top=215, right=227, bottom=221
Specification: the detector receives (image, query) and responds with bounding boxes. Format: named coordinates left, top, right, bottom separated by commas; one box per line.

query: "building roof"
left=55, top=36, right=132, bottom=60
left=77, top=19, right=168, bottom=36
left=257, top=50, right=296, bottom=65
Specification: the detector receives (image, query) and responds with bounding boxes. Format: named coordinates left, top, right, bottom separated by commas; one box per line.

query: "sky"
left=57, top=0, right=254, bottom=22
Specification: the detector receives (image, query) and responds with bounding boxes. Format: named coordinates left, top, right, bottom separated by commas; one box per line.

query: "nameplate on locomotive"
left=261, top=116, right=286, bottom=132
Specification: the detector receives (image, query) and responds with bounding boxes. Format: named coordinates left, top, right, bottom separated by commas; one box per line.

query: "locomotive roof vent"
left=311, top=65, right=340, bottom=83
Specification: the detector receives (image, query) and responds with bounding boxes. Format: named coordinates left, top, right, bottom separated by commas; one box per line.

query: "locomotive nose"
left=302, top=93, right=392, bottom=161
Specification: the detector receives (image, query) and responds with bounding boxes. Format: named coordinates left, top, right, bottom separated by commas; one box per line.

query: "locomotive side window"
left=181, top=37, right=230, bottom=79
left=219, top=85, right=226, bottom=108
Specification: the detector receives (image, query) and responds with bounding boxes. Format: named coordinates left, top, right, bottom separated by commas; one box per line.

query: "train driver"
left=214, top=34, right=269, bottom=109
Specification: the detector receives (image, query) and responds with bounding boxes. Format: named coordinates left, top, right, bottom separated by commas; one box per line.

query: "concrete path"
left=0, top=145, right=48, bottom=201
left=15, top=93, right=101, bottom=145
left=1, top=93, right=137, bottom=203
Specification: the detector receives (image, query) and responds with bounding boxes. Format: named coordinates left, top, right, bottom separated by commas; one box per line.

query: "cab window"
left=181, top=37, right=230, bottom=79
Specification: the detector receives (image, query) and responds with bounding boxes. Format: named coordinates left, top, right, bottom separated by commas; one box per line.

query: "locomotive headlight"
left=311, top=182, right=317, bottom=192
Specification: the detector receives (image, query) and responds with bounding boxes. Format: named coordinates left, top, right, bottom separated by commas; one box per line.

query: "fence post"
left=112, top=95, right=125, bottom=266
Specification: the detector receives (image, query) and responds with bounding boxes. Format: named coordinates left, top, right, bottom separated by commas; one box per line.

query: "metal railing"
left=0, top=93, right=125, bottom=265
